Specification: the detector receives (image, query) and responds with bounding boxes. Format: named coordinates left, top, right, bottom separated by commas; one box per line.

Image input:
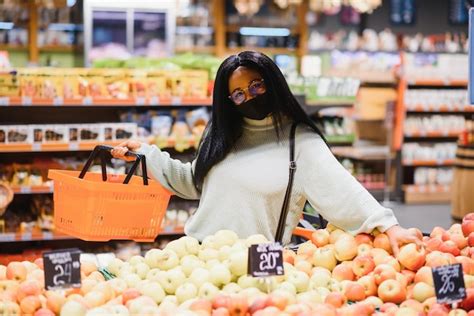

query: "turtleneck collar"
left=242, top=115, right=292, bottom=132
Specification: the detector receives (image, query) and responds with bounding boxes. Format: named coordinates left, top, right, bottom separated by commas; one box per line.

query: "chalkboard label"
left=432, top=263, right=467, bottom=304
left=248, top=242, right=284, bottom=277
left=43, top=248, right=81, bottom=290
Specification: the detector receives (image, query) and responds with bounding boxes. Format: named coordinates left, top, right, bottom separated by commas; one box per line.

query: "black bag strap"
left=274, top=122, right=298, bottom=243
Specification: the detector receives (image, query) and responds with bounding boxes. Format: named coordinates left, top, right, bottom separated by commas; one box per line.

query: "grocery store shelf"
left=332, top=146, right=394, bottom=161
left=406, top=79, right=468, bottom=87
left=406, top=105, right=474, bottom=113
left=0, top=44, right=27, bottom=51
left=326, top=135, right=355, bottom=144
left=0, top=141, right=125, bottom=153
left=404, top=131, right=463, bottom=138
left=0, top=96, right=213, bottom=107
left=11, top=185, right=53, bottom=194
left=403, top=184, right=451, bottom=204
left=402, top=159, right=455, bottom=167
left=226, top=46, right=297, bottom=55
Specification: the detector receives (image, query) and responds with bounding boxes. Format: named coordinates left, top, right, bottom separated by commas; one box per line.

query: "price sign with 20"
left=43, top=248, right=82, bottom=290
left=248, top=243, right=284, bottom=277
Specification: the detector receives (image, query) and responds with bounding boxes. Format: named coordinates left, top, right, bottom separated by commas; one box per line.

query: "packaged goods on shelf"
left=0, top=68, right=210, bottom=99
left=414, top=167, right=453, bottom=186
left=1, top=125, right=31, bottom=144
left=459, top=115, right=474, bottom=145
left=402, top=143, right=457, bottom=162
left=404, top=115, right=465, bottom=136
left=405, top=89, right=468, bottom=111
left=404, top=53, right=468, bottom=82
left=287, top=75, right=359, bottom=102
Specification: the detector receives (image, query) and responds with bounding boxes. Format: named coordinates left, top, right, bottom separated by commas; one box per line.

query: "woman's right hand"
left=111, top=140, right=143, bottom=162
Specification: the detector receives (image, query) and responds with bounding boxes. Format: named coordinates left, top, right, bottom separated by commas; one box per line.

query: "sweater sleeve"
left=299, top=133, right=398, bottom=235
left=137, top=143, right=200, bottom=200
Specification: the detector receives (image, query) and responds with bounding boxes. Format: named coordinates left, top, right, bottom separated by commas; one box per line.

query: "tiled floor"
left=389, top=203, right=453, bottom=234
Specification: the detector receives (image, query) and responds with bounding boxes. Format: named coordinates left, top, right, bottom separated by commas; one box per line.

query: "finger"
left=390, top=238, right=400, bottom=257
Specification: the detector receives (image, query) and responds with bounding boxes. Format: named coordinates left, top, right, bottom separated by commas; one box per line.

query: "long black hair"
left=193, top=51, right=324, bottom=190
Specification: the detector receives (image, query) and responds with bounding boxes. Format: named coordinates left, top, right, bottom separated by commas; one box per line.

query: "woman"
left=112, top=51, right=420, bottom=254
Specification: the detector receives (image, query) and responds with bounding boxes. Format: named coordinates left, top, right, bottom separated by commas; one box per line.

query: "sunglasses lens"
left=231, top=90, right=246, bottom=105
left=249, top=80, right=266, bottom=96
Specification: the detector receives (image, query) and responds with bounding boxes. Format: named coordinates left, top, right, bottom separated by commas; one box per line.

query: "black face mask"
left=234, top=93, right=272, bottom=120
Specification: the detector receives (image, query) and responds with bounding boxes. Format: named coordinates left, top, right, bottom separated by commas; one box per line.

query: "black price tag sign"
left=247, top=242, right=284, bottom=277
left=432, top=263, right=466, bottom=304
left=43, top=248, right=82, bottom=290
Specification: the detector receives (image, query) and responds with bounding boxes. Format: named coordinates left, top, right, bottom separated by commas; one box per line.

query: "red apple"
left=355, top=233, right=373, bottom=246
left=352, top=255, right=375, bottom=277
left=428, top=304, right=450, bottom=316
left=213, top=307, right=231, bottom=316
left=373, top=264, right=397, bottom=285
left=463, top=213, right=474, bottom=237
left=401, top=269, right=416, bottom=285
left=468, top=233, right=474, bottom=247
left=33, top=258, right=44, bottom=270
left=332, top=263, right=355, bottom=282
left=461, top=288, right=474, bottom=311
left=425, top=238, right=443, bottom=253
left=450, top=233, right=468, bottom=250
left=227, top=294, right=248, bottom=316
left=397, top=243, right=426, bottom=271
left=34, top=308, right=55, bottom=316
left=296, top=241, right=317, bottom=260
left=17, top=280, right=41, bottom=302
left=267, top=292, right=288, bottom=311
left=308, top=303, right=336, bottom=316
left=122, top=288, right=141, bottom=305
left=324, top=292, right=346, bottom=308
left=6, top=262, right=27, bottom=282
left=457, top=256, right=474, bottom=275
left=377, top=279, right=406, bottom=304
left=374, top=234, right=392, bottom=254
left=357, top=275, right=377, bottom=297
left=249, top=296, right=269, bottom=314
left=414, top=266, right=434, bottom=286
left=311, top=229, right=330, bottom=247
left=431, top=227, right=447, bottom=239
left=380, top=302, right=399, bottom=313
left=400, top=299, right=424, bottom=313
left=283, top=249, right=296, bottom=265
left=20, top=295, right=41, bottom=315
left=439, top=240, right=461, bottom=256
left=213, top=294, right=232, bottom=310
left=344, top=282, right=366, bottom=302
left=426, top=251, right=451, bottom=268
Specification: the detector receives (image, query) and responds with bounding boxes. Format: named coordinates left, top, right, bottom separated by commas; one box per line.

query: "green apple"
left=237, top=275, right=258, bottom=289
left=134, top=262, right=150, bottom=280
left=156, top=268, right=186, bottom=295
left=122, top=273, right=141, bottom=288
left=296, top=290, right=323, bottom=304
left=309, top=270, right=332, bottom=289
left=180, top=255, right=205, bottom=277
left=128, top=255, right=145, bottom=266
left=106, top=258, right=124, bottom=276
left=276, top=281, right=297, bottom=296
left=175, top=283, right=198, bottom=303
left=222, top=282, right=242, bottom=295
left=218, top=246, right=232, bottom=262
left=209, top=263, right=232, bottom=287
left=139, top=281, right=165, bottom=304
left=198, top=248, right=219, bottom=262
left=214, top=230, right=239, bottom=248
left=180, top=236, right=200, bottom=255
left=228, top=250, right=248, bottom=278
left=286, top=270, right=310, bottom=293
left=198, top=282, right=220, bottom=300
left=189, top=268, right=211, bottom=289
left=145, top=249, right=179, bottom=270
left=245, top=234, right=268, bottom=247
left=165, top=239, right=187, bottom=258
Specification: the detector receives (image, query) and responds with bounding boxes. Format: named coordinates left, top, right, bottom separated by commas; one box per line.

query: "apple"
left=395, top=307, right=420, bottom=316
left=106, top=258, right=124, bottom=276
left=370, top=248, right=391, bottom=266
left=214, top=230, right=239, bottom=248
left=188, top=268, right=211, bottom=289
left=198, top=248, right=220, bottom=262
left=426, top=251, right=451, bottom=268
left=332, top=263, right=355, bottom=282
left=383, top=256, right=402, bottom=272
left=344, top=282, right=366, bottom=301
left=34, top=308, right=55, bottom=316
left=377, top=279, right=406, bottom=304
left=80, top=261, right=97, bottom=277
left=286, top=270, right=310, bottom=293
left=461, top=288, right=474, bottom=311
left=45, top=291, right=66, bottom=314
left=374, top=233, right=392, bottom=254
left=439, top=240, right=461, bottom=256
left=451, top=233, right=468, bottom=250
left=294, top=256, right=312, bottom=275
left=428, top=303, right=450, bottom=316
left=312, top=229, right=330, bottom=247
left=268, top=291, right=292, bottom=310
left=324, top=292, right=346, bottom=308
left=198, top=282, right=220, bottom=300
left=397, top=243, right=426, bottom=271
left=237, top=275, right=258, bottom=289
left=363, top=296, right=383, bottom=309
left=6, top=262, right=27, bottom=282
left=219, top=246, right=232, bottom=262
left=463, top=213, right=474, bottom=237
left=335, top=234, right=358, bottom=261
left=20, top=295, right=42, bottom=315
left=297, top=241, right=317, bottom=259
left=227, top=294, right=249, bottom=316
left=144, top=249, right=179, bottom=270
left=165, top=239, right=188, bottom=258
left=107, top=278, right=128, bottom=296
left=156, top=268, right=186, bottom=295
left=222, top=282, right=242, bottom=295
left=357, top=275, right=377, bottom=297
left=209, top=264, right=232, bottom=287
left=450, top=309, right=468, bottom=316
left=425, top=238, right=443, bottom=253
left=84, top=290, right=107, bottom=308
left=134, top=262, right=150, bottom=280
left=175, top=283, right=198, bottom=304
left=283, top=249, right=296, bottom=265
left=126, top=296, right=157, bottom=315
left=431, top=226, right=447, bottom=239
left=139, top=281, right=165, bottom=304
left=457, top=256, right=474, bottom=275
left=401, top=269, right=416, bottom=285
left=122, top=273, right=141, bottom=288
left=329, top=229, right=345, bottom=244
left=93, top=281, right=115, bottom=302
left=190, top=298, right=213, bottom=314
left=355, top=233, right=373, bottom=246
left=468, top=233, right=474, bottom=247
left=245, top=234, right=268, bottom=247
left=310, top=270, right=332, bottom=289
left=121, top=288, right=140, bottom=305
left=352, top=255, right=375, bottom=277
left=228, top=251, right=248, bottom=278
left=312, top=248, right=337, bottom=271
left=412, top=282, right=435, bottom=303
left=17, top=280, right=41, bottom=302
left=60, top=300, right=87, bottom=316
left=358, top=244, right=373, bottom=257
left=400, top=299, right=424, bottom=312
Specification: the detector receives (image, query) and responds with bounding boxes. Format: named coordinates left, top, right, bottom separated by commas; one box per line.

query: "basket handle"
left=78, top=145, right=149, bottom=186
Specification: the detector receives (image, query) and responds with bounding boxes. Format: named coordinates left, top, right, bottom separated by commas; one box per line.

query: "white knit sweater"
left=137, top=116, right=398, bottom=244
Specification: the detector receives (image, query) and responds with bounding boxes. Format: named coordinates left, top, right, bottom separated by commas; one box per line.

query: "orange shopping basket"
left=48, top=145, right=172, bottom=242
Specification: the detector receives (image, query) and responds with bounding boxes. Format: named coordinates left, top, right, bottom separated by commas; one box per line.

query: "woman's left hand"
left=385, top=225, right=423, bottom=256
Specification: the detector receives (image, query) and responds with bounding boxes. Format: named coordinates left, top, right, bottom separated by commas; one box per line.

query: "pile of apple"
left=3, top=215, right=474, bottom=315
